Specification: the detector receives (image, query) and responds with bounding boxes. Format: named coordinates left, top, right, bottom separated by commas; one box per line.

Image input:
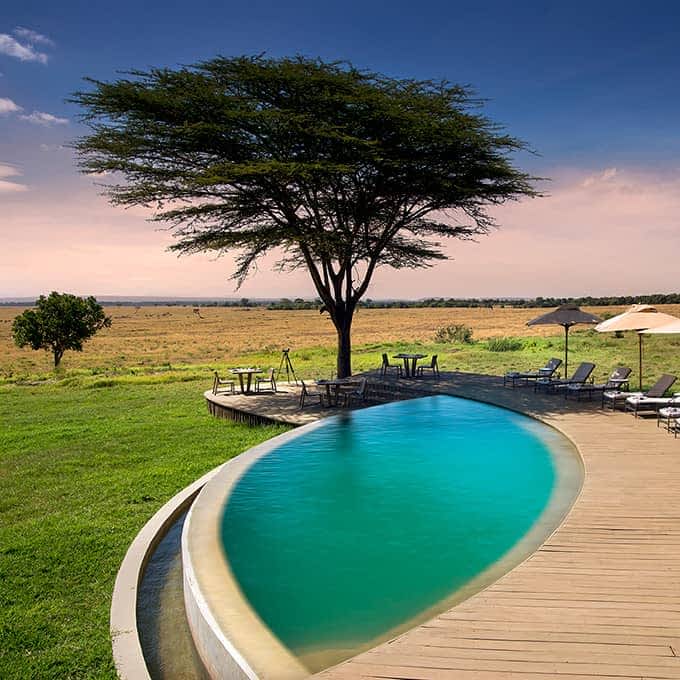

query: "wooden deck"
left=205, top=384, right=323, bottom=426
left=204, top=378, right=426, bottom=426
left=207, top=372, right=680, bottom=679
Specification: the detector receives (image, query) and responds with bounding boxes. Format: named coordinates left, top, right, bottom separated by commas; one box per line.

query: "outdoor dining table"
left=393, top=353, right=428, bottom=378
left=230, top=367, right=264, bottom=394
left=316, top=377, right=363, bottom=407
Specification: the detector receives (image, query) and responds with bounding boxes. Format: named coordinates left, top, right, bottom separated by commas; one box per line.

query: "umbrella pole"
left=564, top=325, right=569, bottom=378
left=639, top=334, right=643, bottom=392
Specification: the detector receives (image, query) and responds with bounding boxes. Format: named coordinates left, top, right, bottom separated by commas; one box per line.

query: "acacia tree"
left=12, top=292, right=111, bottom=368
left=72, top=56, right=537, bottom=377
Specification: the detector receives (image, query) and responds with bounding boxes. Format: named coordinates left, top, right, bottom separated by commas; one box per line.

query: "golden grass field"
left=3, top=304, right=680, bottom=379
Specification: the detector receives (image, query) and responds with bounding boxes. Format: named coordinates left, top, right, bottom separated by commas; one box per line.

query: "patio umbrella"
left=641, top=318, right=680, bottom=335
left=527, top=304, right=603, bottom=378
left=594, top=304, right=679, bottom=391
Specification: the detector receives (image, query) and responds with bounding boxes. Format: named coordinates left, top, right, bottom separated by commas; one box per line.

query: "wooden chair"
left=417, top=355, right=439, bottom=377
left=255, top=368, right=277, bottom=393
left=343, top=379, right=368, bottom=407
left=212, top=371, right=235, bottom=395
left=299, top=380, right=325, bottom=409
left=380, top=353, right=402, bottom=377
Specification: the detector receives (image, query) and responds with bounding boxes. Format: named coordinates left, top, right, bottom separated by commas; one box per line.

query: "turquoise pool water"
left=221, top=395, right=564, bottom=670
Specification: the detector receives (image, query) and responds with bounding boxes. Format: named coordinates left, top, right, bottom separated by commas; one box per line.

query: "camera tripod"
left=277, top=348, right=299, bottom=385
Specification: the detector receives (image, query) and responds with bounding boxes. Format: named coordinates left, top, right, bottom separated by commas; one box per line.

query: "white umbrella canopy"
left=641, top=318, right=680, bottom=335
left=595, top=304, right=680, bottom=390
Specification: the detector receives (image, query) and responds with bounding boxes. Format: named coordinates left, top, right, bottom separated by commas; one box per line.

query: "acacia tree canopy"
left=72, top=55, right=539, bottom=377
left=12, top=292, right=111, bottom=368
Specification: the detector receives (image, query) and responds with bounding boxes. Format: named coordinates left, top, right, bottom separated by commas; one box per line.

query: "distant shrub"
left=90, top=379, right=116, bottom=388
left=487, top=336, right=524, bottom=352
left=434, top=324, right=474, bottom=344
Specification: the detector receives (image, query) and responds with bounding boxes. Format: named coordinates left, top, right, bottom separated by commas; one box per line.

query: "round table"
left=230, top=368, right=264, bottom=394
left=393, top=353, right=428, bottom=378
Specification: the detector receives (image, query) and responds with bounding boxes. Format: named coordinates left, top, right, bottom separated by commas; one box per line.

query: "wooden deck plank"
left=321, top=661, right=674, bottom=680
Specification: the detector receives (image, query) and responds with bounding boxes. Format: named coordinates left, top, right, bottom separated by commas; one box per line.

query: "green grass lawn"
left=6, top=327, right=680, bottom=390
left=0, top=380, right=287, bottom=679
left=2, top=329, right=680, bottom=678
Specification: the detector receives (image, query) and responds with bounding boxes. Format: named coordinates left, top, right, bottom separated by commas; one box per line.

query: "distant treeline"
left=3, top=294, right=679, bottom=309
left=258, top=294, right=680, bottom=310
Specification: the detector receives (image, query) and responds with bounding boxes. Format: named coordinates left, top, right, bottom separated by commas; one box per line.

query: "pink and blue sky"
left=1, top=1, right=679, bottom=299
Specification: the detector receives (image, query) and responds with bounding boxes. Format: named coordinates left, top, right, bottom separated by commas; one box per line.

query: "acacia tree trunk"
left=336, top=318, right=352, bottom=378
left=53, top=346, right=64, bottom=368
left=327, top=299, right=355, bottom=378
left=300, top=248, right=363, bottom=378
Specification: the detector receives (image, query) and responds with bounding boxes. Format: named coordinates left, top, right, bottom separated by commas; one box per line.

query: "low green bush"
left=434, top=324, right=474, bottom=344
left=487, top=336, right=524, bottom=352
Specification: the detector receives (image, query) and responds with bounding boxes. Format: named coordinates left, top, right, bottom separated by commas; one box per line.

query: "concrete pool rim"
left=110, top=463, right=226, bottom=680
left=181, top=394, right=584, bottom=679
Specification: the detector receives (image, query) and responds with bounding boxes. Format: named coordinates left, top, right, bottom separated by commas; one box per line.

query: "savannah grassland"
left=2, top=303, right=680, bottom=679
left=4, top=303, right=680, bottom=383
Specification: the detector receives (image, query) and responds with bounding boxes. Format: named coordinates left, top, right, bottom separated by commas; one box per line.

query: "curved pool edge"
left=110, top=464, right=225, bottom=680
left=182, top=422, right=330, bottom=680
left=184, top=396, right=584, bottom=679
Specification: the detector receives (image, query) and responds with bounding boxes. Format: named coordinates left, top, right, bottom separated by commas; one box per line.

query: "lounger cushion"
left=626, top=395, right=678, bottom=406
left=605, top=390, right=641, bottom=400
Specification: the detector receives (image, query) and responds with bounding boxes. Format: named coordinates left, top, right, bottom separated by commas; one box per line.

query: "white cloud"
left=0, top=179, right=28, bottom=192
left=0, top=163, right=28, bottom=192
left=581, top=166, right=619, bottom=187
left=39, top=143, right=67, bottom=152
left=13, top=27, right=54, bottom=47
left=0, top=33, right=49, bottom=64
left=0, top=96, right=21, bottom=114
left=20, top=110, right=68, bottom=126
left=0, top=162, right=20, bottom=178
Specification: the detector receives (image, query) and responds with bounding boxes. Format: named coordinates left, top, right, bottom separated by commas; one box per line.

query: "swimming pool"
left=210, top=395, right=582, bottom=673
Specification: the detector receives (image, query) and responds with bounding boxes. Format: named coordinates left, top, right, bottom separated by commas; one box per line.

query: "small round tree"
left=12, top=292, right=112, bottom=368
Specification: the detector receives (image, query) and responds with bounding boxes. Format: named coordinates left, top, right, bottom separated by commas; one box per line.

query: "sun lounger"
left=534, top=362, right=596, bottom=394
left=626, top=395, right=680, bottom=417
left=503, top=357, right=562, bottom=387
left=625, top=374, right=679, bottom=416
left=602, top=373, right=676, bottom=412
left=565, top=366, right=631, bottom=401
